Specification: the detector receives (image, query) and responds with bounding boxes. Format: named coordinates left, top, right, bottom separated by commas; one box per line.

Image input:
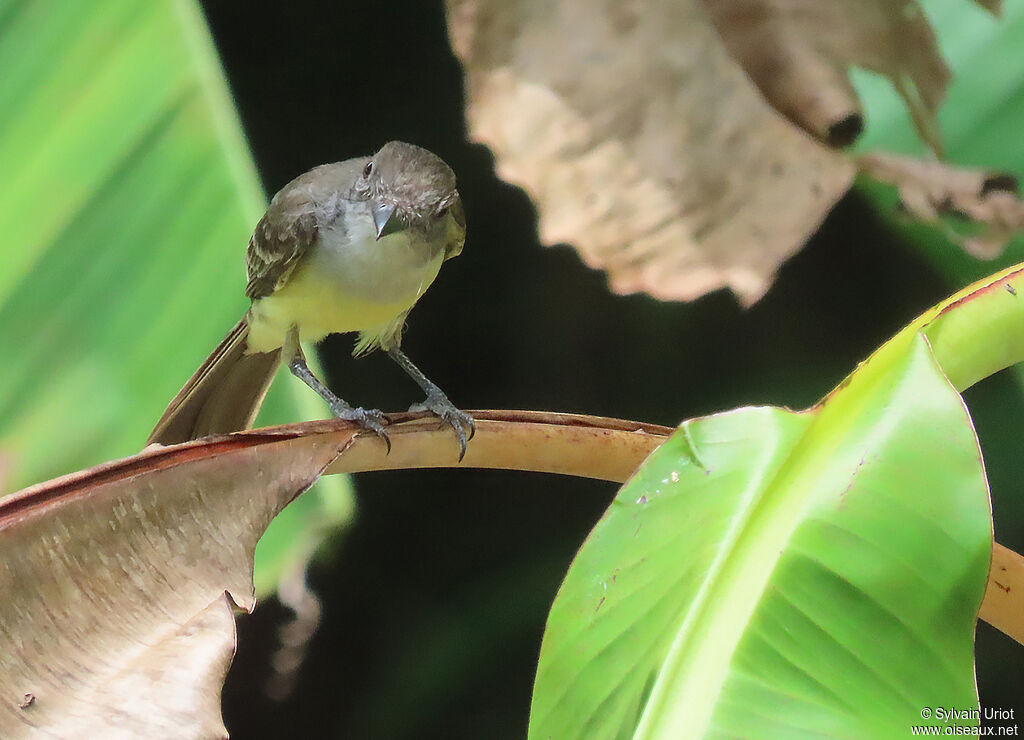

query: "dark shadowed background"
left=199, top=1, right=1024, bottom=737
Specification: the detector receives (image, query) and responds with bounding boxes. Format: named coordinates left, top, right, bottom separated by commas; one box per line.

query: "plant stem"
left=899, top=262, right=1024, bottom=391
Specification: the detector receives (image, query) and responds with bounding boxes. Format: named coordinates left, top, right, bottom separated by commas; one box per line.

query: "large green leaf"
left=530, top=332, right=991, bottom=739
left=0, top=0, right=351, bottom=592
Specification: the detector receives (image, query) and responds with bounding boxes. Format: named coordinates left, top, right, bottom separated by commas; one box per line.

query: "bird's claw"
left=330, top=403, right=391, bottom=454
left=409, top=393, right=474, bottom=461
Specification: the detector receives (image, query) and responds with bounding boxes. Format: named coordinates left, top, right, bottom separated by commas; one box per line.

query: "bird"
left=147, top=141, right=474, bottom=459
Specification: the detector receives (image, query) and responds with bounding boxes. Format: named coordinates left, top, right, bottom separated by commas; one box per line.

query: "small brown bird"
left=148, top=141, right=473, bottom=458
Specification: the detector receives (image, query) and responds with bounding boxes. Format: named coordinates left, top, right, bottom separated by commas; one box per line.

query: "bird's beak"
left=372, top=201, right=399, bottom=240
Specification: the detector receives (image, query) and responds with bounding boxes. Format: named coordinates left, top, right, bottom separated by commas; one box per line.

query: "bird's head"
left=356, top=141, right=465, bottom=258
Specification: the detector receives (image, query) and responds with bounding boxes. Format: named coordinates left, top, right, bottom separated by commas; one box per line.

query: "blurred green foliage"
left=0, top=0, right=351, bottom=595
left=853, top=0, right=1024, bottom=283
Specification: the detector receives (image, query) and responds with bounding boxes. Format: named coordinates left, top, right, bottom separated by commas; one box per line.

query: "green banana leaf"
left=530, top=330, right=991, bottom=738
left=0, top=0, right=351, bottom=596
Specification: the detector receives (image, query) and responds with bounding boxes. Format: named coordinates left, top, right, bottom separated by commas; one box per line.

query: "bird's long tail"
left=147, top=317, right=281, bottom=445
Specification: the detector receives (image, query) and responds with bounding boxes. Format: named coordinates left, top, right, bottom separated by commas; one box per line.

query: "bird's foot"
left=330, top=402, right=391, bottom=454
left=409, top=392, right=474, bottom=462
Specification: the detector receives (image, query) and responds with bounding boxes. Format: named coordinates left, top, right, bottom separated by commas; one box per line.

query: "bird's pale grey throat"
left=148, top=141, right=474, bottom=459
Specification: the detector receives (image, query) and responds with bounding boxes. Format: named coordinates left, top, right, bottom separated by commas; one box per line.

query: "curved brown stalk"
left=317, top=410, right=674, bottom=481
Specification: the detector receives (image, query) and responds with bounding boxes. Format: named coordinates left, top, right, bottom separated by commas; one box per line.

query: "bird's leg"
left=283, top=327, right=390, bottom=452
left=386, top=346, right=474, bottom=461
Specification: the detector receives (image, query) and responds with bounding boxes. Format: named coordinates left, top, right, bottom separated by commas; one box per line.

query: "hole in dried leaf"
left=980, top=173, right=1019, bottom=197
left=826, top=114, right=864, bottom=149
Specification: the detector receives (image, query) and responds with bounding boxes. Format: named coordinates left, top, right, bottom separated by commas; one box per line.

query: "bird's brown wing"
left=246, top=160, right=366, bottom=300
left=245, top=193, right=319, bottom=300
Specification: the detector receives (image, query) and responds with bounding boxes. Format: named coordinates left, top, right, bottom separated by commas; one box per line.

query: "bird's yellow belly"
left=245, top=251, right=440, bottom=353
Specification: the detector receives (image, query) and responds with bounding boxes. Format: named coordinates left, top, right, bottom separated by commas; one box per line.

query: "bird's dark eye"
left=363, top=161, right=373, bottom=178
left=435, top=206, right=450, bottom=219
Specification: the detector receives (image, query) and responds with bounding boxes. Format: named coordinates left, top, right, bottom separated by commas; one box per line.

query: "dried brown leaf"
left=447, top=0, right=854, bottom=305
left=704, top=0, right=951, bottom=153
left=0, top=433, right=348, bottom=739
left=859, top=152, right=1024, bottom=259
